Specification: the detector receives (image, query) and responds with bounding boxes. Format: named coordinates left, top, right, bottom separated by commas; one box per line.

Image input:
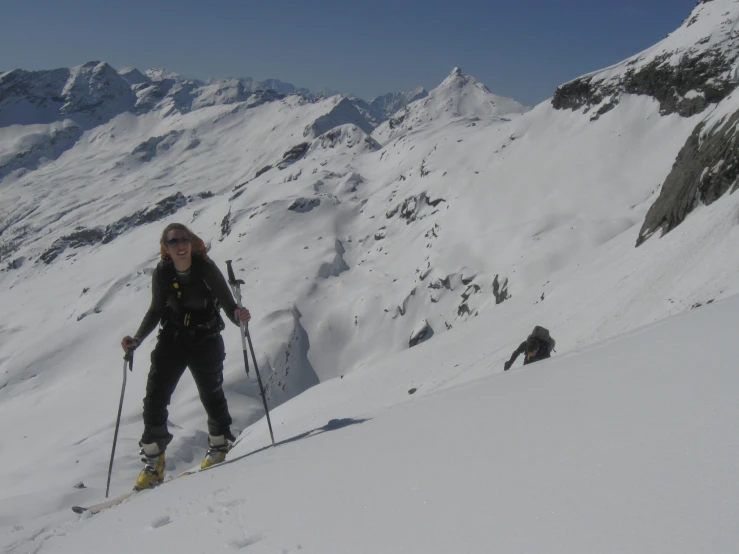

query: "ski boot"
left=134, top=443, right=165, bottom=490
left=201, top=434, right=231, bottom=469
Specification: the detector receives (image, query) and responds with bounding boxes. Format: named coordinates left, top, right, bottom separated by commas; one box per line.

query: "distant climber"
left=504, top=326, right=556, bottom=370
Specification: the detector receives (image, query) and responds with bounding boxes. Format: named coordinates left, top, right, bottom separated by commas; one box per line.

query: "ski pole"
left=106, top=351, right=133, bottom=498
left=225, top=260, right=276, bottom=447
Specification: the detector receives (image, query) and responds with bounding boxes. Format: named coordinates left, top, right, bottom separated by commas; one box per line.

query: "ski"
left=71, top=470, right=194, bottom=515
left=72, top=490, right=137, bottom=515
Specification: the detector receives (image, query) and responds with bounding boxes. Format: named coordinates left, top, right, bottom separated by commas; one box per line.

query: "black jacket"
left=505, top=340, right=551, bottom=369
left=135, top=256, right=239, bottom=340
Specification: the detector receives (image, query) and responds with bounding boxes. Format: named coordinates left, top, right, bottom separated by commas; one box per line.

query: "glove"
left=504, top=360, right=512, bottom=371
left=121, top=335, right=140, bottom=353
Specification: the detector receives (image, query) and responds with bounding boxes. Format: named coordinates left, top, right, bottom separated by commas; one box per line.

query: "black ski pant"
left=140, top=326, right=232, bottom=450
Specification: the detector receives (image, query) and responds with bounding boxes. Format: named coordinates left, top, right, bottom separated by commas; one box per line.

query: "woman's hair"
left=159, top=223, right=208, bottom=260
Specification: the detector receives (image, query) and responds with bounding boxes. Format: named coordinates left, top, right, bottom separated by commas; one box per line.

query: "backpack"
left=529, top=325, right=556, bottom=354
left=158, top=256, right=224, bottom=331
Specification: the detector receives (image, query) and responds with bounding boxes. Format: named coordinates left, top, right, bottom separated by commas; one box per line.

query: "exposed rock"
left=387, top=192, right=446, bottom=224
left=103, top=192, right=188, bottom=243
left=428, top=276, right=452, bottom=290
left=278, top=143, right=310, bottom=169
left=553, top=2, right=739, bottom=120
left=40, top=227, right=105, bottom=264
left=220, top=210, right=231, bottom=241
left=313, top=125, right=381, bottom=152
left=5, top=256, right=25, bottom=271
left=131, top=130, right=184, bottom=162
left=637, top=108, right=739, bottom=245
left=39, top=192, right=189, bottom=264
left=255, top=165, right=272, bottom=179
left=492, top=274, right=511, bottom=304
left=288, top=197, right=321, bottom=213
left=461, top=284, right=480, bottom=302
left=245, top=89, right=286, bottom=109
left=409, top=319, right=433, bottom=348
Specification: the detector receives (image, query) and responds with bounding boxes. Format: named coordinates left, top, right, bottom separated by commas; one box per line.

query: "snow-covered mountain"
left=2, top=0, right=739, bottom=551
left=0, top=63, right=428, bottom=181
left=373, top=67, right=528, bottom=143
left=553, top=0, right=739, bottom=118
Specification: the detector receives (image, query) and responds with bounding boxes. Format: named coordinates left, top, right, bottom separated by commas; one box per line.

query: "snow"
left=9, top=294, right=739, bottom=553
left=572, top=0, right=739, bottom=87
left=2, top=2, right=739, bottom=551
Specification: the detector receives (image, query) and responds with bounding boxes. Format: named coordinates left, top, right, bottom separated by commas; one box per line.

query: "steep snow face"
left=554, top=0, right=739, bottom=117
left=637, top=86, right=739, bottom=245
left=349, top=87, right=430, bottom=127
left=117, top=67, right=150, bottom=87
left=191, top=79, right=250, bottom=110
left=59, top=62, right=137, bottom=122
left=303, top=96, right=375, bottom=138
left=0, top=68, right=72, bottom=126
left=373, top=67, right=528, bottom=143
left=0, top=62, right=136, bottom=127
left=0, top=62, right=137, bottom=179
left=370, top=87, right=429, bottom=118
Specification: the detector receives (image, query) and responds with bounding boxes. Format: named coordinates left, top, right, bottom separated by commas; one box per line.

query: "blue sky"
left=1, top=0, right=699, bottom=106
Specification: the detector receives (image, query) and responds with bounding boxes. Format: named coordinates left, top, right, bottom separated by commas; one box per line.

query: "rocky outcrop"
left=409, top=319, right=433, bottom=347
left=39, top=192, right=189, bottom=263
left=553, top=49, right=737, bottom=118
left=279, top=143, right=310, bottom=169
left=553, top=2, right=739, bottom=118
left=131, top=130, right=185, bottom=162
left=288, top=197, right=321, bottom=212
left=312, top=125, right=381, bottom=152
left=636, top=107, right=739, bottom=245
left=386, top=192, right=446, bottom=224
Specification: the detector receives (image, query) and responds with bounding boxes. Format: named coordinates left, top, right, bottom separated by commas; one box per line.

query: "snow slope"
left=9, top=272, right=739, bottom=553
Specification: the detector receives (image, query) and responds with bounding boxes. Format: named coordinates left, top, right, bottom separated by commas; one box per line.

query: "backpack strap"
left=157, top=257, right=223, bottom=330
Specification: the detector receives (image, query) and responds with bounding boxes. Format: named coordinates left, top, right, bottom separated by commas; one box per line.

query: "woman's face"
left=164, top=229, right=192, bottom=265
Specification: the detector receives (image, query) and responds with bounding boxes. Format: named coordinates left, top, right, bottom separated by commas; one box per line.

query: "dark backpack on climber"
left=504, top=325, right=556, bottom=370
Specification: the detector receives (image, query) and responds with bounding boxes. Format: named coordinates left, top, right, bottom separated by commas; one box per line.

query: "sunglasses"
left=166, top=236, right=191, bottom=246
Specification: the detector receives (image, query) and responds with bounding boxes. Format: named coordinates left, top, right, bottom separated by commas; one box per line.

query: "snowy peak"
left=303, top=96, right=375, bottom=139
left=191, top=78, right=250, bottom=110
left=553, top=0, right=739, bottom=118
left=118, top=67, right=150, bottom=87
left=439, top=66, right=481, bottom=90
left=372, top=67, right=527, bottom=142
left=59, top=61, right=136, bottom=120
left=369, top=86, right=428, bottom=118
left=0, top=62, right=136, bottom=127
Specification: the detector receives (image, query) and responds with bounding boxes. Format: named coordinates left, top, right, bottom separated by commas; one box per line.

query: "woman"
left=121, top=223, right=251, bottom=490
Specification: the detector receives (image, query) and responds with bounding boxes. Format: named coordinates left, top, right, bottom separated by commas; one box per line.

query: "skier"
left=121, top=223, right=251, bottom=490
left=503, top=326, right=555, bottom=371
